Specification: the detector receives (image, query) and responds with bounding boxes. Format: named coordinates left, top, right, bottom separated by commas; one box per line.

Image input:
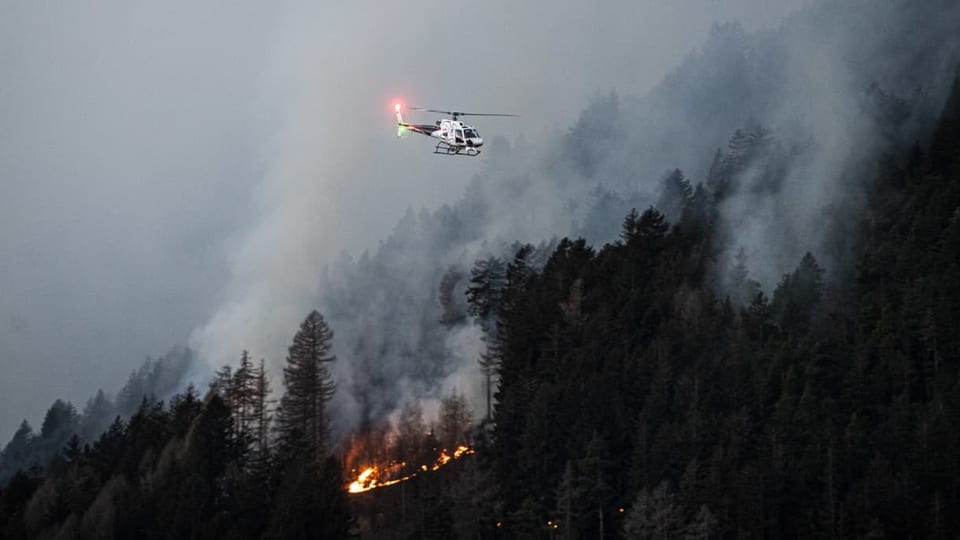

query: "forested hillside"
left=1, top=76, right=957, bottom=539
left=0, top=348, right=196, bottom=486
left=477, top=75, right=960, bottom=538
left=2, top=1, right=960, bottom=538
left=318, top=0, right=960, bottom=437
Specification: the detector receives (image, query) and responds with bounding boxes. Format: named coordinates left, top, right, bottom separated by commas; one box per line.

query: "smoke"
left=4, top=0, right=948, bottom=444
left=0, top=0, right=954, bottom=458
left=707, top=1, right=960, bottom=290
left=0, top=1, right=275, bottom=442
left=184, top=1, right=800, bottom=436
left=191, top=1, right=960, bottom=439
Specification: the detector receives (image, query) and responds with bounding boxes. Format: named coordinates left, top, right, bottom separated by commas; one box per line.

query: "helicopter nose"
left=474, top=138, right=483, bottom=147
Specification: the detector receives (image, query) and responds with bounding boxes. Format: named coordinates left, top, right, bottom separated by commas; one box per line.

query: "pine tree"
left=928, top=75, right=960, bottom=176
left=638, top=207, right=669, bottom=243
left=466, top=256, right=507, bottom=334
left=771, top=252, right=825, bottom=333
left=186, top=393, right=235, bottom=483
left=40, top=400, right=78, bottom=441
left=251, top=358, right=273, bottom=469
left=656, top=169, right=693, bottom=222
left=264, top=456, right=354, bottom=540
left=705, top=148, right=727, bottom=198
left=395, top=398, right=425, bottom=466
left=0, top=421, right=36, bottom=484
left=554, top=461, right=586, bottom=540
left=439, top=265, right=468, bottom=325
left=231, top=350, right=257, bottom=464
left=78, top=390, right=115, bottom=443
left=438, top=390, right=472, bottom=452
left=480, top=244, right=534, bottom=421
left=680, top=182, right=715, bottom=247
left=621, top=208, right=642, bottom=244
left=728, top=247, right=761, bottom=307
left=275, top=310, right=337, bottom=463
left=623, top=481, right=682, bottom=540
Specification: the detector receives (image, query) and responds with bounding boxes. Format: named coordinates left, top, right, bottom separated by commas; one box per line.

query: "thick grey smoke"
left=188, top=1, right=798, bottom=434
left=0, top=2, right=276, bottom=442
left=306, top=0, right=960, bottom=436
left=704, top=1, right=960, bottom=290
left=13, top=0, right=949, bottom=445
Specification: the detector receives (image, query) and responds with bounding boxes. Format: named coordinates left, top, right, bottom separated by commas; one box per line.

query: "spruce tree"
left=396, top=398, right=425, bottom=469
left=275, top=310, right=337, bottom=463
left=656, top=169, right=693, bottom=222
left=438, top=391, right=472, bottom=451
left=466, top=256, right=507, bottom=334
left=251, top=358, right=273, bottom=470
left=230, top=350, right=257, bottom=465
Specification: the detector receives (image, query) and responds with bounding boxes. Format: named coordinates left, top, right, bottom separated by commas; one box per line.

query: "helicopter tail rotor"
left=395, top=103, right=407, bottom=137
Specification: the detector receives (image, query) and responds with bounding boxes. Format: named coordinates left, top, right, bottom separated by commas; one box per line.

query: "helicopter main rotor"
left=409, top=107, right=518, bottom=121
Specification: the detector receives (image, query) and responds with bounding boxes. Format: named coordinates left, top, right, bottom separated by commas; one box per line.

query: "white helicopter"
left=394, top=103, right=516, bottom=157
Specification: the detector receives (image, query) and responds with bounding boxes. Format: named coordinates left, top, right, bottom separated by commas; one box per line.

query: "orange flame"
left=348, top=467, right=377, bottom=493
left=346, top=445, right=476, bottom=494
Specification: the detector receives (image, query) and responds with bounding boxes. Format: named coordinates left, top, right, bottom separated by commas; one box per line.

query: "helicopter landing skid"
left=434, top=141, right=480, bottom=157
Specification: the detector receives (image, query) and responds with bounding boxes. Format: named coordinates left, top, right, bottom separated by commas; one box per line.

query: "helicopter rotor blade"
left=410, top=108, right=460, bottom=116
left=409, top=107, right=518, bottom=118
left=455, top=112, right=519, bottom=117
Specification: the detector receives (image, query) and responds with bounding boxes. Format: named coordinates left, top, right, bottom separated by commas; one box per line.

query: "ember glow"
left=346, top=445, right=475, bottom=494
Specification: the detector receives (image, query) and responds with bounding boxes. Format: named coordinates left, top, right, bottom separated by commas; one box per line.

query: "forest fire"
left=345, top=445, right=475, bottom=494
left=348, top=467, right=378, bottom=493
left=340, top=392, right=476, bottom=494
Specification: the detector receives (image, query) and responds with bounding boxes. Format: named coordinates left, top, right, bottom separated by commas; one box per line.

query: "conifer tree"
left=728, top=247, right=761, bottom=307
left=230, top=350, right=257, bottom=463
left=78, top=390, right=115, bottom=443
left=466, top=256, right=507, bottom=334
left=275, top=310, right=337, bottom=462
left=620, top=208, right=641, bottom=244
left=771, top=252, right=825, bottom=332
left=439, top=265, right=468, bottom=325
left=438, top=390, right=472, bottom=451
left=251, top=358, right=273, bottom=468
left=0, top=421, right=36, bottom=483
left=396, top=398, right=426, bottom=469
left=624, top=480, right=682, bottom=540
left=656, top=168, right=693, bottom=222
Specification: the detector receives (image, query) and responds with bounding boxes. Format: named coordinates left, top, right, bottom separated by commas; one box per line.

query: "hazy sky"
left=0, top=1, right=798, bottom=442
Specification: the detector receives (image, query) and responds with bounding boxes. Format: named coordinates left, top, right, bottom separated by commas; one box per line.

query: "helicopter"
left=394, top=103, right=516, bottom=157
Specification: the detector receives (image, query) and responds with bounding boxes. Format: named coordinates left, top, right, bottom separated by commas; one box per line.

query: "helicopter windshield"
left=464, top=128, right=478, bottom=138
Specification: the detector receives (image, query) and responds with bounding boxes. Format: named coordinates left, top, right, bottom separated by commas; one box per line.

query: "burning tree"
left=438, top=390, right=472, bottom=452
left=343, top=391, right=476, bottom=494
left=396, top=398, right=427, bottom=470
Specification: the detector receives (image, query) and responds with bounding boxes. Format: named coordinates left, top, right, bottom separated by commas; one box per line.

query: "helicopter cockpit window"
left=455, top=129, right=464, bottom=141
left=464, top=128, right=478, bottom=138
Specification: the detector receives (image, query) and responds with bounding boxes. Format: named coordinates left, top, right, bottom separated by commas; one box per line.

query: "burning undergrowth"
left=339, top=392, right=475, bottom=494
left=345, top=444, right=475, bottom=494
